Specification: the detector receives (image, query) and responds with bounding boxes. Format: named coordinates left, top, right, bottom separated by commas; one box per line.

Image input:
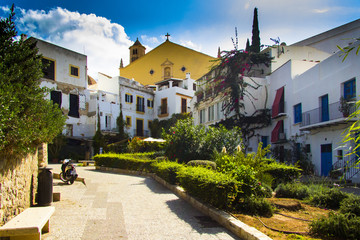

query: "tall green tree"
left=250, top=7, right=261, bottom=53
left=0, top=5, right=66, bottom=156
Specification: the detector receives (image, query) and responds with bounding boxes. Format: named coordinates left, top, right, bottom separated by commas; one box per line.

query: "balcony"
left=157, top=105, right=169, bottom=117
left=136, top=104, right=145, bottom=113
left=300, top=100, right=356, bottom=131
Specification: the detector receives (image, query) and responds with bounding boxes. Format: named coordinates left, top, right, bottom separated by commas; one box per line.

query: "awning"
left=272, top=86, right=284, bottom=118
left=271, top=120, right=283, bottom=143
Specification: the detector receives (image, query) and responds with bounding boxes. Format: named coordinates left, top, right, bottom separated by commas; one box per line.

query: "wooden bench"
left=0, top=206, right=55, bottom=240
left=78, top=160, right=95, bottom=166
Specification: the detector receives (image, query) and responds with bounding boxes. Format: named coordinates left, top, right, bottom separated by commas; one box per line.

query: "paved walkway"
left=43, top=164, right=240, bottom=240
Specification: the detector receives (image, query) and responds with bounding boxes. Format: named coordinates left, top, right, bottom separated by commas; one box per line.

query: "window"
left=147, top=99, right=154, bottom=108
left=136, top=96, right=145, bottom=112
left=216, top=102, right=222, bottom=120
left=344, top=79, right=356, bottom=100
left=181, top=98, right=187, bottom=113
left=193, top=83, right=196, bottom=91
left=272, top=86, right=284, bottom=118
left=293, top=103, right=302, bottom=124
left=200, top=109, right=206, bottom=124
left=126, top=116, right=131, bottom=127
left=160, top=98, right=168, bottom=114
left=105, top=114, right=112, bottom=130
left=69, top=94, right=79, bottom=118
left=50, top=90, right=62, bottom=108
left=337, top=150, right=343, bottom=161
left=42, top=57, right=55, bottom=80
left=208, top=105, right=214, bottom=122
left=125, top=93, right=133, bottom=103
left=69, top=65, right=79, bottom=77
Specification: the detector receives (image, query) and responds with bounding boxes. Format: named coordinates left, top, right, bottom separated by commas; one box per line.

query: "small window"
left=69, top=94, right=79, bottom=118
left=126, top=116, right=131, bottom=127
left=160, top=98, right=168, bottom=114
left=293, top=103, right=302, bottom=124
left=200, top=109, right=206, bottom=124
left=125, top=93, right=133, bottom=103
left=344, top=79, right=356, bottom=100
left=70, top=65, right=79, bottom=77
left=50, top=90, right=62, bottom=108
left=208, top=105, right=214, bottom=121
left=147, top=99, right=154, bottom=108
left=193, top=83, right=196, bottom=91
left=105, top=114, right=112, bottom=130
left=42, top=57, right=55, bottom=80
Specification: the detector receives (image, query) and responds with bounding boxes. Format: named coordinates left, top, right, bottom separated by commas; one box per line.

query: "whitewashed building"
left=90, top=73, right=155, bottom=138
left=193, top=19, right=360, bottom=182
left=31, top=37, right=95, bottom=159
left=154, top=73, right=196, bottom=120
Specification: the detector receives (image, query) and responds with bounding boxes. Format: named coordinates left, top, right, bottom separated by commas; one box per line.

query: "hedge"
left=177, top=166, right=240, bottom=209
left=261, top=162, right=302, bottom=187
left=151, top=161, right=185, bottom=185
left=94, top=153, right=156, bottom=172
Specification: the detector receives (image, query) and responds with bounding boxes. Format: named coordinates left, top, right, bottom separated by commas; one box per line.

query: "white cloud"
left=312, top=8, right=330, bottom=14
left=14, top=7, right=133, bottom=78
left=141, top=35, right=160, bottom=45
left=179, top=40, right=202, bottom=52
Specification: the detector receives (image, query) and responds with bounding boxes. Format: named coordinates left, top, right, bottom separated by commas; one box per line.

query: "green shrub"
left=339, top=194, right=360, bottom=216
left=177, top=166, right=240, bottom=209
left=309, top=187, right=348, bottom=209
left=105, top=139, right=128, bottom=153
left=94, top=153, right=156, bottom=172
left=127, top=137, right=165, bottom=153
left=151, top=161, right=185, bottom=185
left=261, top=162, right=302, bottom=187
left=275, top=182, right=310, bottom=200
left=310, top=212, right=360, bottom=240
left=238, top=197, right=273, bottom=217
left=187, top=160, right=216, bottom=170
left=162, top=118, right=242, bottom=163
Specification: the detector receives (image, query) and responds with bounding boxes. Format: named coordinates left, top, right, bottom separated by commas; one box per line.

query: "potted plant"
left=338, top=96, right=351, bottom=117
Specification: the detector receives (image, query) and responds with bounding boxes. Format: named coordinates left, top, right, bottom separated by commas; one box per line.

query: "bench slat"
left=0, top=206, right=55, bottom=236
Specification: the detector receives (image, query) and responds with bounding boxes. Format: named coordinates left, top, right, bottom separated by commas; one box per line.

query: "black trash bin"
left=37, top=167, right=53, bottom=206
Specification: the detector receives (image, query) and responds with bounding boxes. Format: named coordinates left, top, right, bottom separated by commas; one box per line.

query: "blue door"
left=321, top=144, right=332, bottom=176
left=321, top=95, right=329, bottom=122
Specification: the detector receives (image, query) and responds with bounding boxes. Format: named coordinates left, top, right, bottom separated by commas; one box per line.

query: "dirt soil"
left=233, top=198, right=331, bottom=240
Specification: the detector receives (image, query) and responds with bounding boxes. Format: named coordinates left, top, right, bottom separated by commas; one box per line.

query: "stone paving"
left=43, top=164, right=240, bottom=240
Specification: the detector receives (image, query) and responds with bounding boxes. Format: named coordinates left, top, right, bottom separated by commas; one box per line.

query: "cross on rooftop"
left=165, top=33, right=170, bottom=41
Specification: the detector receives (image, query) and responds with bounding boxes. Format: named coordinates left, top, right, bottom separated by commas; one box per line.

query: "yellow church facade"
left=119, top=38, right=216, bottom=86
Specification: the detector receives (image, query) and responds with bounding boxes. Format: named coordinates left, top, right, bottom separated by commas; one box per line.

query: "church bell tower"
left=129, top=38, right=146, bottom=63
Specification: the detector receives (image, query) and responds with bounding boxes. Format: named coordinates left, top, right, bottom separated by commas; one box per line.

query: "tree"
left=245, top=38, right=250, bottom=52
left=0, top=5, right=66, bottom=156
left=250, top=7, right=261, bottom=53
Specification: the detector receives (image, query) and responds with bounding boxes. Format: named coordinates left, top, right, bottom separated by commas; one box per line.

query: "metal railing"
left=301, top=100, right=355, bottom=127
left=331, top=155, right=360, bottom=181
left=136, top=104, right=145, bottom=113
left=158, top=106, right=169, bottom=115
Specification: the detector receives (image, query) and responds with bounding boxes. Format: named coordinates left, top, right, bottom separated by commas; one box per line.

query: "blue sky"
left=1, top=0, right=360, bottom=78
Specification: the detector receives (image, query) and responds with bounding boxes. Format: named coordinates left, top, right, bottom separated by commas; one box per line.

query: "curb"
left=96, top=166, right=272, bottom=240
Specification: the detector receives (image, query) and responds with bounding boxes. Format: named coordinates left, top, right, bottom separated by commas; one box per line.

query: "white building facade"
left=33, top=37, right=96, bottom=140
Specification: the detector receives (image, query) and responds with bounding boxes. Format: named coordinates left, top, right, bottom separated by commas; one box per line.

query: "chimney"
left=186, top=73, right=191, bottom=79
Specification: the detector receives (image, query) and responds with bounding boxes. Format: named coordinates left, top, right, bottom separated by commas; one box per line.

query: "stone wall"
left=0, top=143, right=47, bottom=226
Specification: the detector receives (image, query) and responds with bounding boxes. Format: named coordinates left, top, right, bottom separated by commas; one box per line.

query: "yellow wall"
left=120, top=40, right=215, bottom=85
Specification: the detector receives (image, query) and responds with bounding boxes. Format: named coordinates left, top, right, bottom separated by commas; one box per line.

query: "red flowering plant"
left=196, top=32, right=273, bottom=149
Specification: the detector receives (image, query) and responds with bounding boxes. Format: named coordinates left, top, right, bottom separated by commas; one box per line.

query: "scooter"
left=60, top=159, right=78, bottom=184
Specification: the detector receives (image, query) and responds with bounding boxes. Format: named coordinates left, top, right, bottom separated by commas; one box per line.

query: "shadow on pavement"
left=166, top=198, right=239, bottom=238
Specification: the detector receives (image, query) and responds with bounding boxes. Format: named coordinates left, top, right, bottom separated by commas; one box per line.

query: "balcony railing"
left=158, top=106, right=169, bottom=116
left=300, top=100, right=355, bottom=128
left=136, top=104, right=145, bottom=113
